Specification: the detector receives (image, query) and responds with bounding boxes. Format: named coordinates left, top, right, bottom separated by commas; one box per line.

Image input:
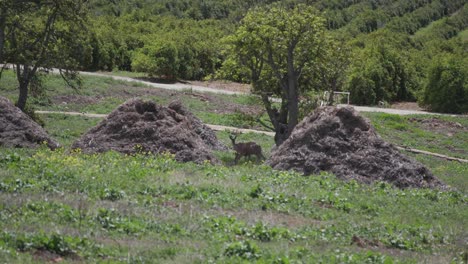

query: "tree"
left=224, top=4, right=327, bottom=145
left=132, top=39, right=179, bottom=80
left=421, top=55, right=467, bottom=114
left=0, top=0, right=89, bottom=111
left=347, top=41, right=417, bottom=105
left=312, top=39, right=351, bottom=105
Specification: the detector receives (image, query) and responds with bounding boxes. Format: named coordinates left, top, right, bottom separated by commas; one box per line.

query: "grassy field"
left=0, top=72, right=467, bottom=263
left=362, top=113, right=468, bottom=160
left=0, top=70, right=267, bottom=130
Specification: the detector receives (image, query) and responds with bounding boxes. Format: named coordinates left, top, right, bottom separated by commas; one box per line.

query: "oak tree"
left=0, top=0, right=89, bottom=111
left=225, top=4, right=327, bottom=145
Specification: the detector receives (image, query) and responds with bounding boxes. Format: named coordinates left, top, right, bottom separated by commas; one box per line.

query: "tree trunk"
left=274, top=125, right=289, bottom=146
left=327, top=80, right=337, bottom=106
left=286, top=48, right=299, bottom=141
left=0, top=7, right=6, bottom=65
left=0, top=19, right=5, bottom=64
left=16, top=80, right=29, bottom=111
left=287, top=84, right=299, bottom=135
left=15, top=65, right=31, bottom=111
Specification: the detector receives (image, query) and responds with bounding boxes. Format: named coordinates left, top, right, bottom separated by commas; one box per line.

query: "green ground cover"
left=362, top=112, right=468, bottom=160
left=0, top=70, right=267, bottom=130
left=0, top=146, right=466, bottom=263
left=1, top=72, right=467, bottom=263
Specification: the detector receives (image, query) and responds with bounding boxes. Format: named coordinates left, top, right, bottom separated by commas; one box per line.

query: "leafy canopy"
left=223, top=4, right=328, bottom=144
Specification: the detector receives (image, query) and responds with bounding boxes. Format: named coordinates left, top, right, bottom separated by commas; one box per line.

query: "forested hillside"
left=2, top=0, right=467, bottom=113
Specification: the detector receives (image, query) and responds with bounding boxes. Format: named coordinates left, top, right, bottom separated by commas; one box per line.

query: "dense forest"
left=2, top=0, right=468, bottom=113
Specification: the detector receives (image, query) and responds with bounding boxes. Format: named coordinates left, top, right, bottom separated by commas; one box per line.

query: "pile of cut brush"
left=72, top=99, right=225, bottom=164
left=267, top=106, right=445, bottom=189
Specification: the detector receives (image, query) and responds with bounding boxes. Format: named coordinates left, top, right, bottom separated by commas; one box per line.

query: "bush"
left=224, top=240, right=261, bottom=260
left=347, top=43, right=416, bottom=105
left=420, top=55, right=468, bottom=114
left=132, top=40, right=179, bottom=80
left=348, top=75, right=377, bottom=105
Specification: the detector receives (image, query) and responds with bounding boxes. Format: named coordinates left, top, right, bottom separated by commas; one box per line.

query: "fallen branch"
left=396, top=146, right=468, bottom=163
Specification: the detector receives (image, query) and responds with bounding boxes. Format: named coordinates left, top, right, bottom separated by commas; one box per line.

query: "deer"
left=229, top=133, right=265, bottom=164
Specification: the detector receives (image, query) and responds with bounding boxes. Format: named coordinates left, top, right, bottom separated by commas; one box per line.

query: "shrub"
left=132, top=40, right=179, bottom=80
left=420, top=55, right=468, bottom=114
left=224, top=240, right=261, bottom=260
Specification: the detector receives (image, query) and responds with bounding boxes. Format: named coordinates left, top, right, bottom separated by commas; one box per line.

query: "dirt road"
left=3, top=64, right=462, bottom=116
left=59, top=71, right=463, bottom=116
left=35, top=110, right=467, bottom=163
left=35, top=110, right=276, bottom=136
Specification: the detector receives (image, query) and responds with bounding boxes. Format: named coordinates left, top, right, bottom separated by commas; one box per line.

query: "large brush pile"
left=267, top=106, right=445, bottom=189
left=0, top=96, right=59, bottom=149
left=72, top=99, right=224, bottom=164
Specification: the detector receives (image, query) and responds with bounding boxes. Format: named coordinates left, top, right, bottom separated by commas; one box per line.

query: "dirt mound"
left=167, top=101, right=227, bottom=151
left=71, top=99, right=224, bottom=163
left=0, top=96, right=59, bottom=149
left=267, top=106, right=444, bottom=189
left=409, top=117, right=466, bottom=135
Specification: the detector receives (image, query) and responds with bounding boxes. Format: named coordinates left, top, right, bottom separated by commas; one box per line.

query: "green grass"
left=0, top=146, right=466, bottom=263
left=363, top=112, right=468, bottom=160
left=1, top=71, right=467, bottom=263
left=41, top=114, right=102, bottom=147
left=0, top=69, right=269, bottom=130
left=0, top=69, right=149, bottom=100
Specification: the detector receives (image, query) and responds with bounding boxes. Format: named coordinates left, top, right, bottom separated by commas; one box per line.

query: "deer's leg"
left=234, top=153, right=241, bottom=164
left=256, top=153, right=263, bottom=163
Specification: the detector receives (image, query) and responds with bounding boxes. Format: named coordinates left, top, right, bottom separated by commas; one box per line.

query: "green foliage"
left=347, top=42, right=417, bottom=105
left=132, top=40, right=179, bottom=79
left=414, top=4, right=468, bottom=43
left=0, top=0, right=90, bottom=110
left=0, top=231, right=97, bottom=257
left=0, top=142, right=466, bottom=262
left=420, top=55, right=468, bottom=114
left=88, top=15, right=225, bottom=80
left=224, top=240, right=261, bottom=260
left=3, top=0, right=466, bottom=110
left=222, top=3, right=328, bottom=143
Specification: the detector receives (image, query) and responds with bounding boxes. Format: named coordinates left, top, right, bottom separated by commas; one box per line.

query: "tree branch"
left=256, top=117, right=275, bottom=131
left=260, top=93, right=279, bottom=131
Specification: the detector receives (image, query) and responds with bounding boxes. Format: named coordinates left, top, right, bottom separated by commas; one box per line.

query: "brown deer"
left=229, top=133, right=265, bottom=164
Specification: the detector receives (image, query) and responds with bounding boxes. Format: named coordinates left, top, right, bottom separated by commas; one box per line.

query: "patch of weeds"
left=203, top=216, right=299, bottom=242
left=0, top=152, right=22, bottom=164
left=0, top=231, right=98, bottom=258
left=0, top=179, right=35, bottom=193
left=249, top=185, right=263, bottom=198
left=382, top=223, right=449, bottom=251
left=224, top=240, right=261, bottom=260
left=154, top=247, right=178, bottom=260
left=99, top=187, right=126, bottom=201
left=316, top=192, right=353, bottom=213
left=319, top=250, right=399, bottom=264
left=95, top=208, right=143, bottom=235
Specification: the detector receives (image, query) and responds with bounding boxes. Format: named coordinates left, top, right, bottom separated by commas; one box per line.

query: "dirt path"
left=338, top=105, right=460, bottom=117
left=36, top=110, right=468, bottom=163
left=68, top=70, right=463, bottom=116
left=60, top=71, right=465, bottom=116
left=59, top=70, right=246, bottom=96
left=35, top=110, right=275, bottom=136
left=4, top=64, right=462, bottom=116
